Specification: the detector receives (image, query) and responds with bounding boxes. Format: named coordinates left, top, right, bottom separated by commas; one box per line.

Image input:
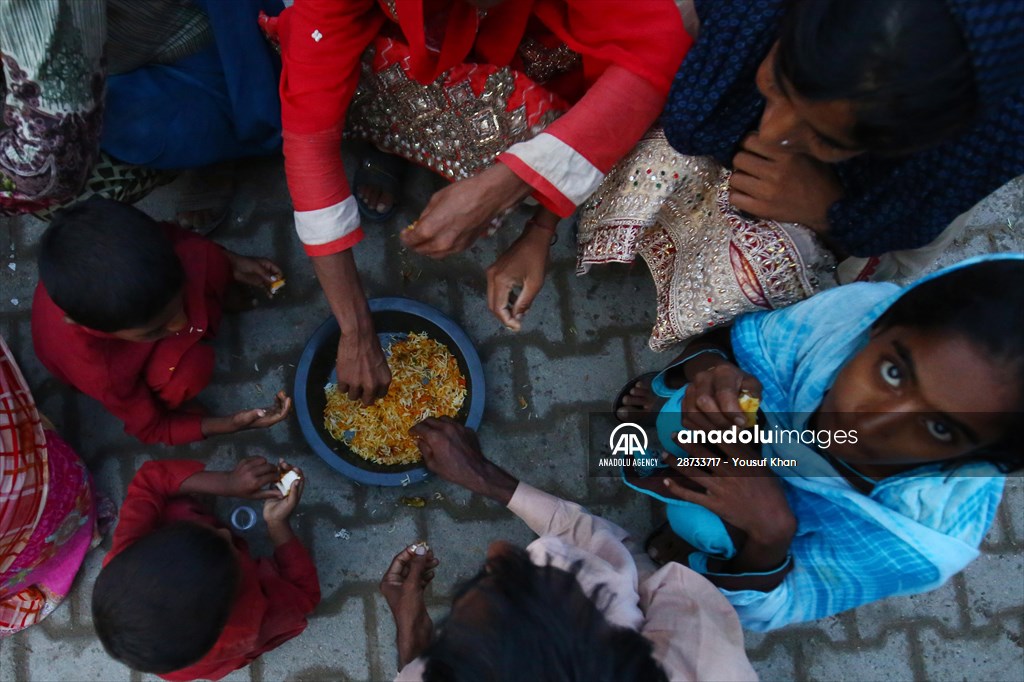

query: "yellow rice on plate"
left=324, top=332, right=467, bottom=465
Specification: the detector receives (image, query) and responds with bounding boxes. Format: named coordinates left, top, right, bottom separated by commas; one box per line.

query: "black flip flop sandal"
left=644, top=521, right=692, bottom=568
left=353, top=148, right=406, bottom=222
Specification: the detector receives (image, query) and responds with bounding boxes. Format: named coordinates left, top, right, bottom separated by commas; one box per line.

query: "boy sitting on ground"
left=32, top=196, right=292, bottom=445
left=93, top=457, right=318, bottom=681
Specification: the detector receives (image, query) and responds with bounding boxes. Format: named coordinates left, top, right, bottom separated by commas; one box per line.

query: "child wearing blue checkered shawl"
left=627, top=255, right=1023, bottom=630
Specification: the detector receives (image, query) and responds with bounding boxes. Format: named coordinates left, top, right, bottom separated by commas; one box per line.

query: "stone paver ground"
left=1, top=156, right=1021, bottom=681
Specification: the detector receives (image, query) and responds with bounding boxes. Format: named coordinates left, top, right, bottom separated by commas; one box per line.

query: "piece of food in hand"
left=276, top=469, right=301, bottom=496
left=409, top=541, right=430, bottom=556
left=738, top=391, right=760, bottom=428
left=269, top=275, right=286, bottom=295
left=405, top=220, right=418, bottom=232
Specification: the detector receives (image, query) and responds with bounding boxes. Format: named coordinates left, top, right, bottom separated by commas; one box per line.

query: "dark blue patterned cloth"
left=662, top=0, right=1024, bottom=257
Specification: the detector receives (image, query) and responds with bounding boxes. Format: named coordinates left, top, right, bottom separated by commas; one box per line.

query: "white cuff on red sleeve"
left=502, top=133, right=605, bottom=211
left=294, top=196, right=364, bottom=256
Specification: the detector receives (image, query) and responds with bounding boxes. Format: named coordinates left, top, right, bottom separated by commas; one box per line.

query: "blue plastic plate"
left=294, top=298, right=485, bottom=486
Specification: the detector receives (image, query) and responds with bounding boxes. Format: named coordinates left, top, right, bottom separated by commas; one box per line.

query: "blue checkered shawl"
left=721, top=263, right=1008, bottom=631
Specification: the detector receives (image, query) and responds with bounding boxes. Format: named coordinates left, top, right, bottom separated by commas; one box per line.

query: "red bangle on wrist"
left=524, top=217, right=557, bottom=233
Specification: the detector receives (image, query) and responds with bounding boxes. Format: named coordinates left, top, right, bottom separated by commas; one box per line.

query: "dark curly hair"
left=422, top=546, right=668, bottom=682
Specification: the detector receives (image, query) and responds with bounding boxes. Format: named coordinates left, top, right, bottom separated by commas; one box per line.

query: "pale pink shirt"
left=396, top=483, right=757, bottom=681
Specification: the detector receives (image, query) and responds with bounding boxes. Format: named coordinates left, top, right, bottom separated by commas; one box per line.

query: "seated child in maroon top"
left=93, top=458, right=319, bottom=681
left=31, top=197, right=292, bottom=445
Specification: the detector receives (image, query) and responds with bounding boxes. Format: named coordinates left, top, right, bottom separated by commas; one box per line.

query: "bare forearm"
left=396, top=613, right=433, bottom=669
left=472, top=462, right=520, bottom=506
left=201, top=416, right=235, bottom=437
left=267, top=519, right=296, bottom=548
left=179, top=470, right=233, bottom=497
left=312, top=250, right=374, bottom=337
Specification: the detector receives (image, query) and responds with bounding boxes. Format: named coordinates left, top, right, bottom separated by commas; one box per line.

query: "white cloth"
left=396, top=483, right=757, bottom=681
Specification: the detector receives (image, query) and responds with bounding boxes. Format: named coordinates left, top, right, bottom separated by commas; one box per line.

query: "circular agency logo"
left=609, top=422, right=649, bottom=457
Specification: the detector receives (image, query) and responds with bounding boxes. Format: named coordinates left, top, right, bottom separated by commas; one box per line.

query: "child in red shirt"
left=93, top=457, right=320, bottom=680
left=31, top=197, right=292, bottom=445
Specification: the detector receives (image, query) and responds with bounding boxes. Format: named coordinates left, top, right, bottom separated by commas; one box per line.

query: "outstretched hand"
left=410, top=417, right=518, bottom=504
left=381, top=544, right=439, bottom=668
left=226, top=251, right=284, bottom=295
left=202, top=390, right=292, bottom=437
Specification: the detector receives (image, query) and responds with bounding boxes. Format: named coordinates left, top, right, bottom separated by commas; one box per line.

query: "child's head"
left=40, top=196, right=187, bottom=341
left=820, top=259, right=1024, bottom=472
left=760, top=0, right=975, bottom=161
left=93, top=522, right=240, bottom=674
left=422, top=543, right=668, bottom=681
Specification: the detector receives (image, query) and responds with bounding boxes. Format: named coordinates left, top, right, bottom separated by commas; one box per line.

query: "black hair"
left=39, top=196, right=184, bottom=333
left=875, top=259, right=1024, bottom=472
left=777, top=0, right=976, bottom=154
left=92, top=522, right=240, bottom=674
left=422, top=546, right=668, bottom=682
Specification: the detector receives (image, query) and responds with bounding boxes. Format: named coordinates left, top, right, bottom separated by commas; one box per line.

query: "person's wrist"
left=267, top=519, right=294, bottom=546
left=201, top=416, right=232, bottom=437
left=524, top=215, right=557, bottom=234
left=486, top=163, right=533, bottom=209
left=746, top=513, right=796, bottom=549
left=473, top=461, right=519, bottom=505
left=518, top=225, right=554, bottom=253
left=217, top=471, right=239, bottom=497
left=396, top=611, right=433, bottom=668
left=523, top=222, right=555, bottom=241
left=684, top=354, right=732, bottom=383
left=339, top=308, right=376, bottom=341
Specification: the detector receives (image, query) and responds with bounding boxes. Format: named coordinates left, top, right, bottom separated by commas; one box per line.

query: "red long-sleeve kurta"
left=105, top=460, right=321, bottom=682
left=31, top=224, right=232, bottom=445
left=277, top=0, right=690, bottom=255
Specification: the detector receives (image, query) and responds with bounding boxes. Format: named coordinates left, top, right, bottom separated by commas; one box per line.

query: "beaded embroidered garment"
left=578, top=129, right=836, bottom=350
left=346, top=37, right=568, bottom=182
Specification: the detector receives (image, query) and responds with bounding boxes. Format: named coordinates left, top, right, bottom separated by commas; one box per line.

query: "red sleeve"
left=279, top=0, right=384, bottom=222
left=498, top=0, right=690, bottom=215
left=497, top=67, right=668, bottom=216
left=109, top=379, right=206, bottom=446
left=105, top=460, right=207, bottom=564
left=537, top=0, right=689, bottom=94
left=542, top=66, right=667, bottom=175
left=71, top=357, right=205, bottom=445
left=271, top=538, right=321, bottom=613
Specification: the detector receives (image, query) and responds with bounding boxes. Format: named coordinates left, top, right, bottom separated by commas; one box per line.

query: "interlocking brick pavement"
left=1, top=158, right=1021, bottom=681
